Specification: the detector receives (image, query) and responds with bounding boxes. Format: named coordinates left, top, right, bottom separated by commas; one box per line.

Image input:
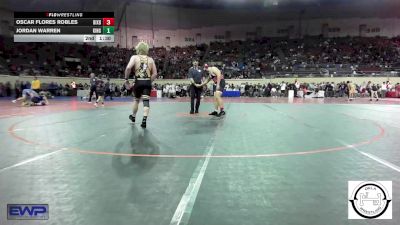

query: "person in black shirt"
left=88, top=73, right=98, bottom=103
left=188, top=60, right=203, bottom=114
left=370, top=83, right=379, bottom=101
left=104, top=78, right=113, bottom=100
left=325, top=82, right=334, bottom=97
left=14, top=79, right=21, bottom=99
left=95, top=79, right=105, bottom=107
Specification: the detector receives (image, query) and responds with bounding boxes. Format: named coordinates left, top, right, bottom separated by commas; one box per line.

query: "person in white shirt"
left=169, top=84, right=176, bottom=98
left=240, top=84, right=245, bottom=96
left=163, top=85, right=168, bottom=97
left=387, top=81, right=393, bottom=91
left=295, top=80, right=300, bottom=90
left=380, top=81, right=387, bottom=98
left=280, top=82, right=286, bottom=97
left=271, top=87, right=277, bottom=98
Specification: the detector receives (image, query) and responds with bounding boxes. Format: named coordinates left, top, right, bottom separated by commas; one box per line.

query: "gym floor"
left=0, top=97, right=399, bottom=225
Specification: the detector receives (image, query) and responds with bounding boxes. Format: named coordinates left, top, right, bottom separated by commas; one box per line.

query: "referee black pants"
left=88, top=86, right=98, bottom=102
left=190, top=84, right=202, bottom=112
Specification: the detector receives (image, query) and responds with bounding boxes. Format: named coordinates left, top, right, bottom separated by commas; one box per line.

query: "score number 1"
left=102, top=18, right=114, bottom=34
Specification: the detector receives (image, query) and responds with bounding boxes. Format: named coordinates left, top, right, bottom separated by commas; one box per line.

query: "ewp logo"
left=7, top=204, right=49, bottom=220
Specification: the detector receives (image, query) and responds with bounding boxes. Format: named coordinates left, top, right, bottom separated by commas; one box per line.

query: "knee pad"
left=142, top=94, right=150, bottom=106
left=143, top=99, right=150, bottom=107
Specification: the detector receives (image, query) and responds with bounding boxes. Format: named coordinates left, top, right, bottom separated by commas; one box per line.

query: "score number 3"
left=102, top=18, right=114, bottom=26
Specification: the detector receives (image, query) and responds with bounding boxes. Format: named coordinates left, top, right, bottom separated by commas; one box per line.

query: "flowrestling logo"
left=348, top=181, right=392, bottom=219
left=7, top=204, right=49, bottom=220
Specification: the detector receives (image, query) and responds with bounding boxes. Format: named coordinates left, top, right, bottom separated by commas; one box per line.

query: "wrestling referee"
left=188, top=60, right=203, bottom=114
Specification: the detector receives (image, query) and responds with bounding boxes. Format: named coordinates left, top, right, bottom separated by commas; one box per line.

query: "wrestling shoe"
left=129, top=115, right=135, bottom=123
left=209, top=111, right=218, bottom=116
left=141, top=116, right=147, bottom=128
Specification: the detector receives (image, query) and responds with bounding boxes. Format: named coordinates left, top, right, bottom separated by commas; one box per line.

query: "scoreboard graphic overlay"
left=14, top=12, right=114, bottom=43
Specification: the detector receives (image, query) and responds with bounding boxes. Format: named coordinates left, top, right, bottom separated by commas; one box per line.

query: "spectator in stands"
left=3, top=36, right=400, bottom=78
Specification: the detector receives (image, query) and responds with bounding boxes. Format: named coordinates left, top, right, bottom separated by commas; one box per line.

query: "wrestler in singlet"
left=210, top=67, right=225, bottom=91
left=125, top=41, right=158, bottom=128
left=133, top=55, right=152, bottom=99
left=198, top=65, right=226, bottom=117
